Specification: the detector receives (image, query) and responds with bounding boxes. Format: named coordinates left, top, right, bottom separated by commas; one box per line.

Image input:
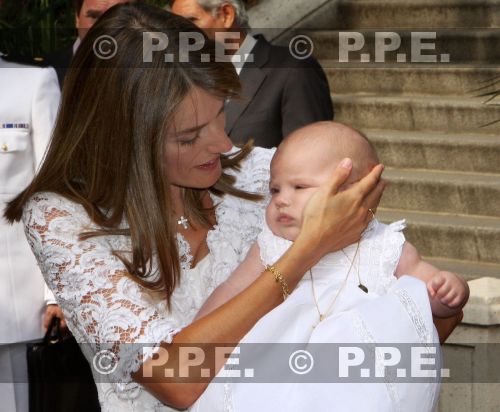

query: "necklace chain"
left=342, top=245, right=369, bottom=294
left=309, top=241, right=362, bottom=327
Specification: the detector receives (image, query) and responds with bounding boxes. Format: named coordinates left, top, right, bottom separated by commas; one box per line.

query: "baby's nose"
left=275, top=195, right=290, bottom=208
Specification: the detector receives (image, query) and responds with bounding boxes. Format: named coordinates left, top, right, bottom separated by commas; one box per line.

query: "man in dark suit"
left=45, top=0, right=132, bottom=88
left=170, top=0, right=333, bottom=148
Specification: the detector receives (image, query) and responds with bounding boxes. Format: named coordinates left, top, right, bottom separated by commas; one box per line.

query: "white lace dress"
left=21, top=147, right=275, bottom=412
left=191, top=220, right=441, bottom=412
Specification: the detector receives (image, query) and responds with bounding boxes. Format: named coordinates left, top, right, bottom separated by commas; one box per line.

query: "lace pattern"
left=176, top=233, right=193, bottom=271
left=257, top=220, right=292, bottom=265
left=351, top=312, right=401, bottom=412
left=376, top=220, right=406, bottom=295
left=23, top=193, right=181, bottom=396
left=22, top=147, right=275, bottom=409
left=223, top=380, right=235, bottom=412
left=257, top=219, right=406, bottom=296
left=393, top=288, right=432, bottom=346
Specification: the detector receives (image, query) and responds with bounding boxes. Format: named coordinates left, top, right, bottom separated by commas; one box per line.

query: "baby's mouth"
left=277, top=213, right=294, bottom=224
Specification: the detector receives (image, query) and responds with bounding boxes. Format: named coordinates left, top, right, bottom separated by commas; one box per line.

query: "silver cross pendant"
left=177, top=215, right=189, bottom=229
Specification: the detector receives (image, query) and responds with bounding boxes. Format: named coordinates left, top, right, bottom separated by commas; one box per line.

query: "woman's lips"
left=196, top=157, right=219, bottom=171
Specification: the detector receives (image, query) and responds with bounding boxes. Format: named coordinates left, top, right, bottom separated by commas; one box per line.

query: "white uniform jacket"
left=0, top=56, right=60, bottom=343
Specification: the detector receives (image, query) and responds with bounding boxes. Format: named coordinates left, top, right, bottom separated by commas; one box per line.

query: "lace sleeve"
left=381, top=220, right=407, bottom=276
left=257, top=221, right=292, bottom=266
left=373, top=219, right=407, bottom=295
left=22, top=193, right=181, bottom=389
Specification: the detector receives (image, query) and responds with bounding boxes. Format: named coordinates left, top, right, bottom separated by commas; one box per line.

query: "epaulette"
left=1, top=53, right=49, bottom=68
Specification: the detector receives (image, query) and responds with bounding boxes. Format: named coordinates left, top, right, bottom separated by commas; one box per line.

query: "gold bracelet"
left=266, top=265, right=290, bottom=301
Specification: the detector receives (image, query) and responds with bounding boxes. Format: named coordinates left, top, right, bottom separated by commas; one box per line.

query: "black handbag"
left=26, top=317, right=101, bottom=412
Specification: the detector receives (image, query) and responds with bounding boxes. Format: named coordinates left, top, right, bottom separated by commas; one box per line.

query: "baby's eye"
left=294, top=185, right=308, bottom=190
left=269, top=187, right=280, bottom=195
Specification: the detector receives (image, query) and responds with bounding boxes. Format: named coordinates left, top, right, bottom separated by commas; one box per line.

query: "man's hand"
left=43, top=304, right=68, bottom=333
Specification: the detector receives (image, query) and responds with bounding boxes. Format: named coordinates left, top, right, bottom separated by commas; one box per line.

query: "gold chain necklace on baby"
left=309, top=241, right=368, bottom=328
left=341, top=247, right=369, bottom=294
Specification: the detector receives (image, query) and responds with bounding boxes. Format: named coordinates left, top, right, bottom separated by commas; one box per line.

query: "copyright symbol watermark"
left=93, top=35, right=118, bottom=60
left=289, top=349, right=314, bottom=375
left=93, top=349, right=118, bottom=375
left=289, top=35, right=314, bottom=60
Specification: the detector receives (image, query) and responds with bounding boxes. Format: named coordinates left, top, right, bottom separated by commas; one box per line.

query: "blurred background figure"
left=45, top=0, right=134, bottom=88
left=169, top=0, right=333, bottom=148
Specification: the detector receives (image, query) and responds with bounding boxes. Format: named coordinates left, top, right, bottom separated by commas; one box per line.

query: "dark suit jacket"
left=44, top=45, right=73, bottom=90
left=225, top=35, right=333, bottom=148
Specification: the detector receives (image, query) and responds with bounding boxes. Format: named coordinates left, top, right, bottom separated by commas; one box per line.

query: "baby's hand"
left=427, top=271, right=469, bottom=309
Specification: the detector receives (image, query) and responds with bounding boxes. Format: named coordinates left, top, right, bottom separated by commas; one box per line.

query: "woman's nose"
left=218, top=132, right=233, bottom=153
left=207, top=112, right=233, bottom=153
left=207, top=130, right=232, bottom=154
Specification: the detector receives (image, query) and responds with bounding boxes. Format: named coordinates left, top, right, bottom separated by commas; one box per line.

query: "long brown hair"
left=4, top=3, right=260, bottom=308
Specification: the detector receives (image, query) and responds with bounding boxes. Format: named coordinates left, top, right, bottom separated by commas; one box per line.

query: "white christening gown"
left=191, top=219, right=441, bottom=412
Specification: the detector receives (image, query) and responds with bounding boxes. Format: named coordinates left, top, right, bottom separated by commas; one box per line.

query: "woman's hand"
left=296, top=158, right=385, bottom=260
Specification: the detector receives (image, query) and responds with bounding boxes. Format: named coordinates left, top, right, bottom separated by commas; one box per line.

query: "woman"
left=4, top=4, right=383, bottom=411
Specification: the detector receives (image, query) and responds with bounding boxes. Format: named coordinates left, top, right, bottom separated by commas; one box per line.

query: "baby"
left=190, top=121, right=470, bottom=412
left=197, top=121, right=469, bottom=320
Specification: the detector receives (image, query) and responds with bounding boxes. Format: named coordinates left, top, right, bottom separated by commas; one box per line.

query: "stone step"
left=308, top=29, right=500, bottom=64
left=424, top=256, right=500, bottom=282
left=322, top=64, right=500, bottom=95
left=335, top=0, right=500, bottom=29
left=377, top=208, right=500, bottom=263
left=380, top=168, right=500, bottom=217
left=364, top=129, right=500, bottom=174
left=333, top=94, right=500, bottom=133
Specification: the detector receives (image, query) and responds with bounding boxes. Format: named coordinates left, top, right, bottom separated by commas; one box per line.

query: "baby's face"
left=266, top=140, right=367, bottom=241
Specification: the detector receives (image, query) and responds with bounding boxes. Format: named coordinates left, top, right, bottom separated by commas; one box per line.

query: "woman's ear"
left=220, top=3, right=236, bottom=29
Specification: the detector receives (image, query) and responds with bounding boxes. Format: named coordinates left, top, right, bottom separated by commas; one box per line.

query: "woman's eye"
left=180, top=135, right=199, bottom=146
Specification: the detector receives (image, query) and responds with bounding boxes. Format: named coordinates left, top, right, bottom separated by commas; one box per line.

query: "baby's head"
left=266, top=121, right=379, bottom=241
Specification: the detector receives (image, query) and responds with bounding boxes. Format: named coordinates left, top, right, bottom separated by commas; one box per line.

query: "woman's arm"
left=134, top=160, right=386, bottom=409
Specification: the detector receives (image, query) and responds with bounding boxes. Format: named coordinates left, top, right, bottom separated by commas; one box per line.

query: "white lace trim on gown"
left=257, top=218, right=405, bottom=297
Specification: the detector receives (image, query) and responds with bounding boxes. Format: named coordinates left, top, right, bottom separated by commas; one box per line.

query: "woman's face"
left=164, top=87, right=232, bottom=190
